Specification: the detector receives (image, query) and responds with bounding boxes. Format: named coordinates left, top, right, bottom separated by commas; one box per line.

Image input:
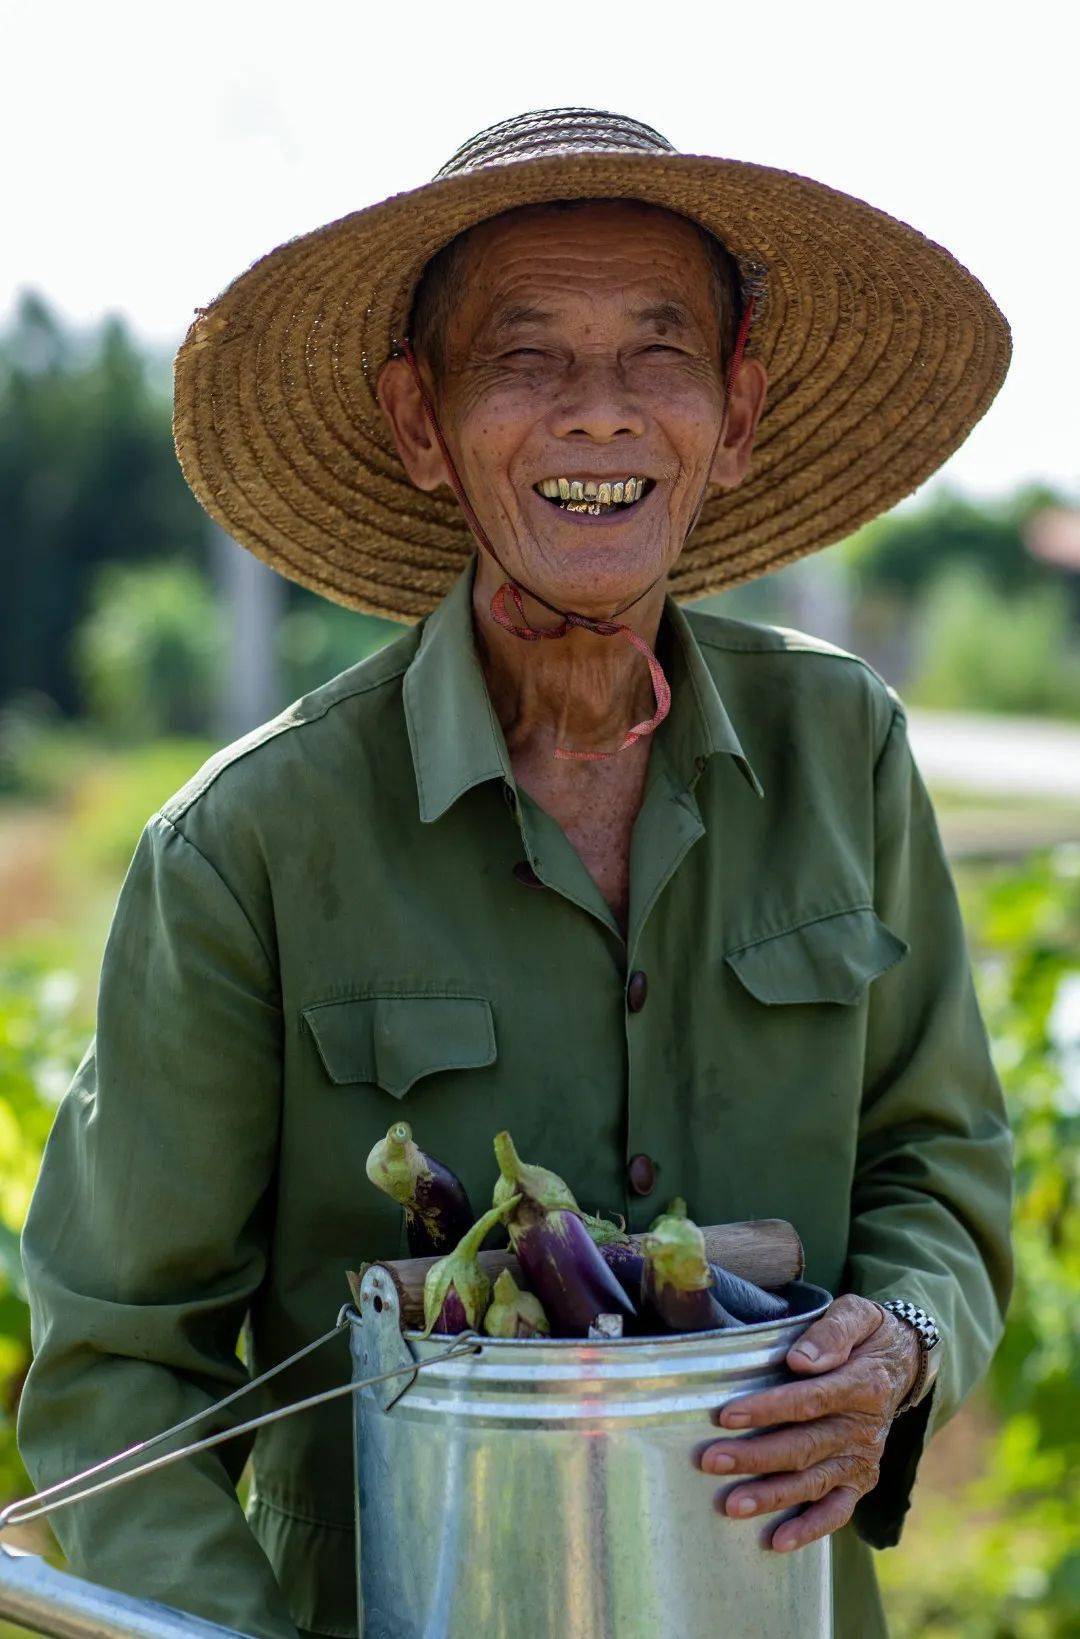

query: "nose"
left=548, top=359, right=646, bottom=442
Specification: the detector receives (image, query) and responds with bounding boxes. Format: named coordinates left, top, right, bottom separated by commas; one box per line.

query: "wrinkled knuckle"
left=809, top=1465, right=833, bottom=1502
left=836, top=1485, right=860, bottom=1523
left=802, top=1383, right=830, bottom=1420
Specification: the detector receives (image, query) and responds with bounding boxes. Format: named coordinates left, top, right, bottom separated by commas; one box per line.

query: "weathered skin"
left=365, top=1120, right=474, bottom=1256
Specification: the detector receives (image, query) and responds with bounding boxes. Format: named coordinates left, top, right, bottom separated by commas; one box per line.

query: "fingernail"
left=723, top=1411, right=751, bottom=1427
left=792, top=1341, right=820, bottom=1362
left=731, top=1496, right=756, bottom=1517
left=707, top=1452, right=735, bottom=1473
left=772, top=1534, right=794, bottom=1553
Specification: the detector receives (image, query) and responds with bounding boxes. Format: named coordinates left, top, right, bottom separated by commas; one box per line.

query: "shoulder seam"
left=150, top=812, right=281, bottom=984
left=161, top=648, right=412, bottom=824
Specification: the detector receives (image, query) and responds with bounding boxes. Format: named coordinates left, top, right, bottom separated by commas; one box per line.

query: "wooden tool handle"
left=349, top=1217, right=804, bottom=1331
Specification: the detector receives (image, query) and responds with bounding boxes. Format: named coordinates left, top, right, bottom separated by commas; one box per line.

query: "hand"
left=700, top=1293, right=920, bottom=1553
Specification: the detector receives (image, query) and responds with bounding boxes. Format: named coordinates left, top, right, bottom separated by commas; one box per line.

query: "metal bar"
left=0, top=1547, right=249, bottom=1639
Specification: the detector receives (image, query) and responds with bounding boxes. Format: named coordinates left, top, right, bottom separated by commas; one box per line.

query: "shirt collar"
left=403, top=558, right=763, bottom=824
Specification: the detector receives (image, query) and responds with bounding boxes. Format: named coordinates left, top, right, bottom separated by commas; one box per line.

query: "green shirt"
left=19, top=556, right=1013, bottom=1639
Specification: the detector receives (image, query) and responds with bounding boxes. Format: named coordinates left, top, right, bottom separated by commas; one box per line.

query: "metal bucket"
left=350, top=1264, right=833, bottom=1639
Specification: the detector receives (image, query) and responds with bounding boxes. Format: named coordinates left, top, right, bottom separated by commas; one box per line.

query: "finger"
left=718, top=1357, right=888, bottom=1429
left=769, top=1484, right=861, bottom=1552
left=787, top=1294, right=883, bottom=1374
left=701, top=1417, right=849, bottom=1476
left=723, top=1458, right=869, bottom=1522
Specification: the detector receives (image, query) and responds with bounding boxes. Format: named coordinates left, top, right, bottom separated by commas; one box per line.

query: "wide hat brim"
left=172, top=147, right=1011, bottom=622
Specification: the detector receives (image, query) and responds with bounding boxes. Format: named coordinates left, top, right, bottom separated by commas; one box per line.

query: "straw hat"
left=172, top=107, right=1011, bottom=622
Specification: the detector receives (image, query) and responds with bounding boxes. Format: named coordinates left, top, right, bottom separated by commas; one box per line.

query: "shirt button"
left=626, top=970, right=648, bottom=1013
left=512, top=860, right=543, bottom=889
left=628, top=1153, right=657, bottom=1196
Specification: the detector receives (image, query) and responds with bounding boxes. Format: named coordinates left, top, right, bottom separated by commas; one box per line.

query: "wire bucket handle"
left=0, top=1304, right=481, bottom=1537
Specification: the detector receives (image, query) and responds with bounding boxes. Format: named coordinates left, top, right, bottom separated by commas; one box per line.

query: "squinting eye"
left=501, top=348, right=548, bottom=360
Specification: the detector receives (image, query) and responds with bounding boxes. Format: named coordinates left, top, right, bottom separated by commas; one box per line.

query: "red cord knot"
left=490, top=582, right=672, bottom=761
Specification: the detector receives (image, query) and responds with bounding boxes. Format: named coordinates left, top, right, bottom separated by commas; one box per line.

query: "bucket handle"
left=0, top=1307, right=481, bottom=1536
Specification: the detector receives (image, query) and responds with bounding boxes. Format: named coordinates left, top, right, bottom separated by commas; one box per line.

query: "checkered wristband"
left=879, top=1300, right=941, bottom=1413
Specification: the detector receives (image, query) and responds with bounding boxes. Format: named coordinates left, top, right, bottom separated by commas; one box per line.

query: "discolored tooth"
left=558, top=478, right=570, bottom=500
left=570, top=481, right=584, bottom=501
left=630, top=478, right=643, bottom=501
left=544, top=479, right=560, bottom=498
left=612, top=482, right=625, bottom=504
left=583, top=481, right=598, bottom=500
left=598, top=483, right=612, bottom=505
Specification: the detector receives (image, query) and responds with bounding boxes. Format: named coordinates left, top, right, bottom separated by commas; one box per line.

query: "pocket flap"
left=725, top=908, right=909, bottom=1006
left=302, top=994, right=496, bottom=1098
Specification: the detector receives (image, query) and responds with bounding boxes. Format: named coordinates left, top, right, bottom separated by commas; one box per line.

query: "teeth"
left=536, top=477, right=648, bottom=508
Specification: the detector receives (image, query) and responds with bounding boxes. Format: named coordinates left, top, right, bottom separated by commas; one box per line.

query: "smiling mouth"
left=533, top=475, right=653, bottom=517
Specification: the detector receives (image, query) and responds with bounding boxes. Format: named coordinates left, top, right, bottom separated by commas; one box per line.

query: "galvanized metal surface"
left=352, top=1269, right=834, bottom=1639
left=0, top=1547, right=249, bottom=1639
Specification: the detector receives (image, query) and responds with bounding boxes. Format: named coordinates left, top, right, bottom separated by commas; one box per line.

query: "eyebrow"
left=489, top=303, right=555, bottom=332
left=631, top=300, right=694, bottom=331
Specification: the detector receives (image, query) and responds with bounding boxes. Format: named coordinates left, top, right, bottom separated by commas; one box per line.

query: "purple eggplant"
left=599, top=1240, right=645, bottom=1300
left=709, top=1263, right=790, bottom=1324
left=365, top=1121, right=474, bottom=1257
left=493, top=1130, right=579, bottom=1213
left=422, top=1197, right=521, bottom=1337
left=641, top=1216, right=738, bottom=1334
left=483, top=1268, right=551, bottom=1339
left=509, top=1200, right=637, bottom=1337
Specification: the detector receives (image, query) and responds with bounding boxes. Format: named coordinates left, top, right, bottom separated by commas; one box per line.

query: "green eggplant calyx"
left=484, top=1268, right=551, bottom=1338
left=648, top=1196, right=688, bottom=1230
left=365, top=1121, right=425, bottom=1207
left=421, top=1196, right=522, bottom=1337
left=582, top=1211, right=631, bottom=1247
left=492, top=1130, right=579, bottom=1213
left=642, top=1216, right=712, bottom=1293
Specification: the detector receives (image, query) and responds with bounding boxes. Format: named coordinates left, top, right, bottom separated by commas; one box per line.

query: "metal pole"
left=209, top=523, right=284, bottom=740
left=0, top=1548, right=248, bottom=1639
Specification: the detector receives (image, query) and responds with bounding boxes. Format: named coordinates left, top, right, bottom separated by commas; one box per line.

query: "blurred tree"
left=0, top=292, right=206, bottom=714
left=845, top=483, right=1070, bottom=600
left=74, top=560, right=224, bottom=740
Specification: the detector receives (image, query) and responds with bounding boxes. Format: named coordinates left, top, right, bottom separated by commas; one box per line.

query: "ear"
left=376, top=355, right=452, bottom=493
left=708, top=357, right=768, bottom=491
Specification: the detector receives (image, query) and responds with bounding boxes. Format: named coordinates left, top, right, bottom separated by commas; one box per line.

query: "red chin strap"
left=399, top=293, right=756, bottom=763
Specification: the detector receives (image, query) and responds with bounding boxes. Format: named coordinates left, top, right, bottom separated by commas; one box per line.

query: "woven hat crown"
left=435, top=107, right=677, bottom=178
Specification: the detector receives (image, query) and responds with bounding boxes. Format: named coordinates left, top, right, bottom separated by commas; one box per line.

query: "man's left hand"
left=700, top=1293, right=921, bottom=1552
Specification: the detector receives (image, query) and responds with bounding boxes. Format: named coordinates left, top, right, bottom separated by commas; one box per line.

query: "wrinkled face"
left=381, top=201, right=766, bottom=617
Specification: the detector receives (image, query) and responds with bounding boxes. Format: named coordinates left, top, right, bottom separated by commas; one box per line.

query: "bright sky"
left=4, top=0, right=1075, bottom=501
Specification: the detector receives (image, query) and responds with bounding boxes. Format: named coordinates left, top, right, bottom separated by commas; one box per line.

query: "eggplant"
left=422, top=1197, right=521, bottom=1337
left=509, top=1200, right=637, bottom=1336
left=365, top=1121, right=474, bottom=1256
left=483, top=1268, right=551, bottom=1339
left=641, top=1216, right=737, bottom=1334
left=581, top=1211, right=630, bottom=1248
left=709, top=1262, right=790, bottom=1324
left=493, top=1130, right=579, bottom=1213
left=599, top=1240, right=645, bottom=1300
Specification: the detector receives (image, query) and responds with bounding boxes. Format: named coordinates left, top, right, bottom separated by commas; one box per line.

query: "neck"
left=471, top=554, right=668, bottom=756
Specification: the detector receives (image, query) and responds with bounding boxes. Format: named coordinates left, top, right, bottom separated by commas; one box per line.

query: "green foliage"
left=881, top=848, right=1080, bottom=1637
left=74, top=561, right=224, bottom=739
left=845, top=484, right=1068, bottom=600
left=0, top=958, right=89, bottom=1497
left=276, top=596, right=397, bottom=701
left=0, top=294, right=206, bottom=715
left=907, top=567, right=1080, bottom=718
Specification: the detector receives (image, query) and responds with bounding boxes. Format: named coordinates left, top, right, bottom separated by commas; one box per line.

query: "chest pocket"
left=302, top=993, right=496, bottom=1098
left=724, top=907, right=908, bottom=1006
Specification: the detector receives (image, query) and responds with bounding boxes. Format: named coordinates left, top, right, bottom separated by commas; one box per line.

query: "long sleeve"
left=846, top=701, right=1014, bottom=1548
left=18, top=813, right=299, bottom=1639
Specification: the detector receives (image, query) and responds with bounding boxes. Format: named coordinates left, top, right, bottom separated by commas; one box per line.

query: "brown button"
left=512, top=860, right=543, bottom=889
left=626, top=970, right=648, bottom=1012
left=628, top=1153, right=657, bottom=1196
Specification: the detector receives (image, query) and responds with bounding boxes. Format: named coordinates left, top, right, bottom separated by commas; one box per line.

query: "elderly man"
left=18, top=109, right=1013, bottom=1639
